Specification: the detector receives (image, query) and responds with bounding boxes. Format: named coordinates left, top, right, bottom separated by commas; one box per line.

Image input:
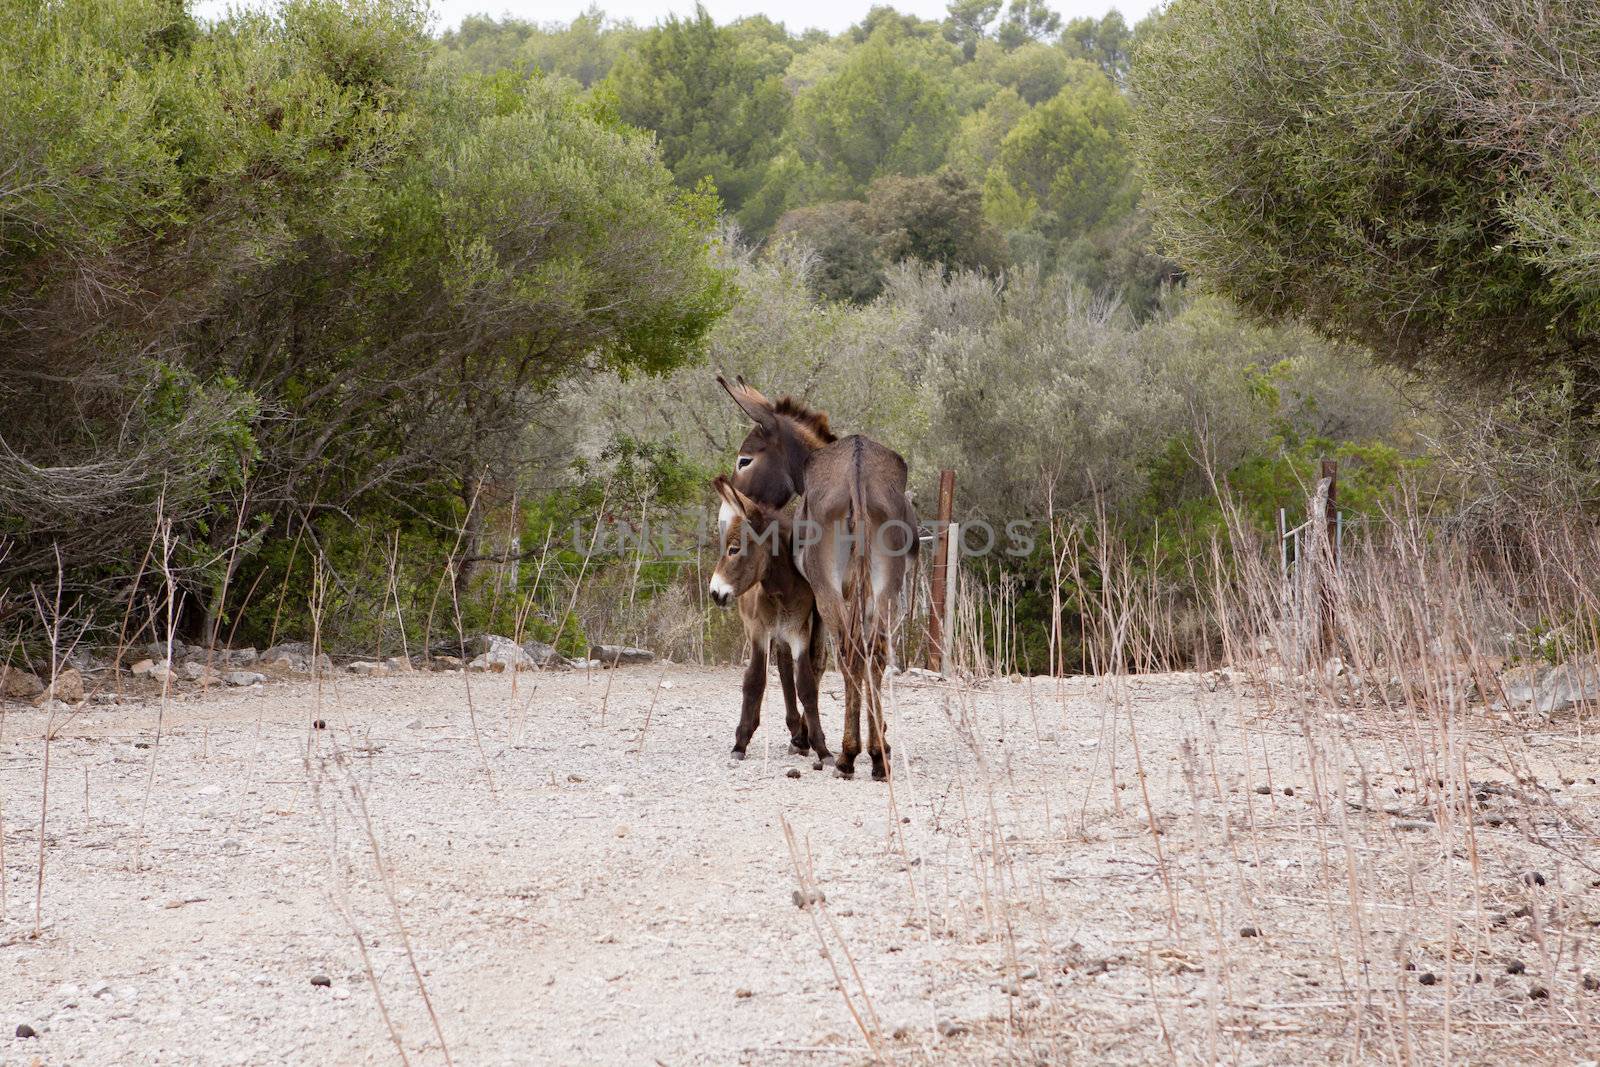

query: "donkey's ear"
left=717, top=374, right=776, bottom=433
left=711, top=475, right=745, bottom=516
left=734, top=376, right=776, bottom=410
left=712, top=475, right=756, bottom=519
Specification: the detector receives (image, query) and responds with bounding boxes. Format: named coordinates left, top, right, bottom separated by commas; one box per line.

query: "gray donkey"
left=719, top=376, right=917, bottom=780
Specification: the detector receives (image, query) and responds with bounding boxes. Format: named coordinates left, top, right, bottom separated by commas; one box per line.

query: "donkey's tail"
left=843, top=436, right=873, bottom=655
left=843, top=550, right=873, bottom=659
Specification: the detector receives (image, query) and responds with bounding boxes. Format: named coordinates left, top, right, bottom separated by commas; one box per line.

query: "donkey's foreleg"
left=732, top=638, right=768, bottom=759
left=774, top=644, right=809, bottom=753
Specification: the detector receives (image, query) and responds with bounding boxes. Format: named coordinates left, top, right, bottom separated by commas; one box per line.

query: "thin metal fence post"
left=927, top=469, right=956, bottom=672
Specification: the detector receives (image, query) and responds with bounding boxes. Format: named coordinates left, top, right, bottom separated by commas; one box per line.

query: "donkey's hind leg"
left=774, top=644, right=809, bottom=754
left=865, top=631, right=892, bottom=781
left=835, top=639, right=863, bottom=778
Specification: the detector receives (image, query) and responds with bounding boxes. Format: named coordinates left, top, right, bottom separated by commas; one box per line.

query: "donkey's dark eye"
left=736, top=456, right=753, bottom=470
left=727, top=543, right=739, bottom=556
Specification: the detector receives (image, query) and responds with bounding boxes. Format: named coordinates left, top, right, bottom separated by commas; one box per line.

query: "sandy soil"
left=2, top=664, right=1597, bottom=1065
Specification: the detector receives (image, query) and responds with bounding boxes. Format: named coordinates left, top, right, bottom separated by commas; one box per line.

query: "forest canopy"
left=440, top=2, right=1172, bottom=309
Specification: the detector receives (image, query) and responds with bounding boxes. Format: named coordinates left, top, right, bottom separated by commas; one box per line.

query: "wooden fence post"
left=927, top=469, right=956, bottom=672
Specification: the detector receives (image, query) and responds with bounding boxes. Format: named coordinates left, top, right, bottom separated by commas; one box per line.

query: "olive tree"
left=1132, top=0, right=1600, bottom=389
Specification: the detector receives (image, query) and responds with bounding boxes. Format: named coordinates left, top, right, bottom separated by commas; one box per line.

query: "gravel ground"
left=2, top=664, right=1597, bottom=1065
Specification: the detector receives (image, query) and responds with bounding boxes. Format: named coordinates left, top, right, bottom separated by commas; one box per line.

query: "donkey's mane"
left=772, top=396, right=836, bottom=447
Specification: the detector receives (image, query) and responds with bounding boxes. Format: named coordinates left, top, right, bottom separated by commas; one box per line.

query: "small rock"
left=223, top=671, right=266, bottom=687
left=786, top=768, right=802, bottom=779
left=406, top=719, right=425, bottom=730
left=310, top=975, right=331, bottom=988
left=1254, top=784, right=1271, bottom=795
left=1529, top=985, right=1549, bottom=1000
left=1239, top=926, right=1261, bottom=938
left=520, top=640, right=572, bottom=669
left=613, top=824, right=629, bottom=838
left=1418, top=972, right=1437, bottom=985
left=220, top=838, right=243, bottom=856
left=1520, top=870, right=1547, bottom=887
left=466, top=636, right=539, bottom=673
left=33, top=667, right=85, bottom=706
left=1282, top=786, right=1295, bottom=797
left=734, top=988, right=753, bottom=999
left=347, top=661, right=386, bottom=677
left=1500, top=661, right=1600, bottom=714
left=313, top=719, right=327, bottom=730
left=1507, top=960, right=1526, bottom=975
left=1582, top=974, right=1599, bottom=992
left=590, top=644, right=654, bottom=667
left=331, top=986, right=351, bottom=1001
left=936, top=1020, right=967, bottom=1037
left=181, top=661, right=216, bottom=682
left=432, top=655, right=463, bottom=670
left=15, top=1023, right=38, bottom=1038
left=792, top=888, right=826, bottom=910
left=0, top=666, right=45, bottom=700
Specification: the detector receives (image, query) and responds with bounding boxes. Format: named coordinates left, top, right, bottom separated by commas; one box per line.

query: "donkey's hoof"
left=730, top=749, right=746, bottom=762
left=788, top=742, right=808, bottom=756
left=813, top=755, right=835, bottom=771
left=871, top=765, right=890, bottom=782
left=834, top=762, right=855, bottom=779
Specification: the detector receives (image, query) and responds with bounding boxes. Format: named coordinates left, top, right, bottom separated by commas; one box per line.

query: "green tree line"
left=0, top=0, right=725, bottom=642
left=440, top=3, right=1173, bottom=307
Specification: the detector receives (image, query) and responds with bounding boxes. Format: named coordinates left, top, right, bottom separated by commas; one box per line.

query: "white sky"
left=193, top=0, right=1159, bottom=37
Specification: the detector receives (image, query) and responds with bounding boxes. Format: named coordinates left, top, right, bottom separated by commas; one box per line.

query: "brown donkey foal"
left=707, top=476, right=832, bottom=767
left=719, top=376, right=917, bottom=780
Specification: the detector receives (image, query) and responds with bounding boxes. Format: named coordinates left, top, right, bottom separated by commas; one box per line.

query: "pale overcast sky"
left=194, top=0, right=1158, bottom=37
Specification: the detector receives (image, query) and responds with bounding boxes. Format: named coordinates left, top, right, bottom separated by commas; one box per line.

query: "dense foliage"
left=1133, top=0, right=1600, bottom=391
left=0, top=0, right=725, bottom=640
left=14, top=0, right=1585, bottom=671
left=573, top=240, right=1415, bottom=667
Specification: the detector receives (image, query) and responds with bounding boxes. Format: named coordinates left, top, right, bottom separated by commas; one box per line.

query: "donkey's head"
left=708, top=475, right=787, bottom=608
left=717, top=375, right=836, bottom=509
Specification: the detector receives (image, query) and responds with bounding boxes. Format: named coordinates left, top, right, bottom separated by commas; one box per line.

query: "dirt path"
left=3, top=665, right=1597, bottom=1064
